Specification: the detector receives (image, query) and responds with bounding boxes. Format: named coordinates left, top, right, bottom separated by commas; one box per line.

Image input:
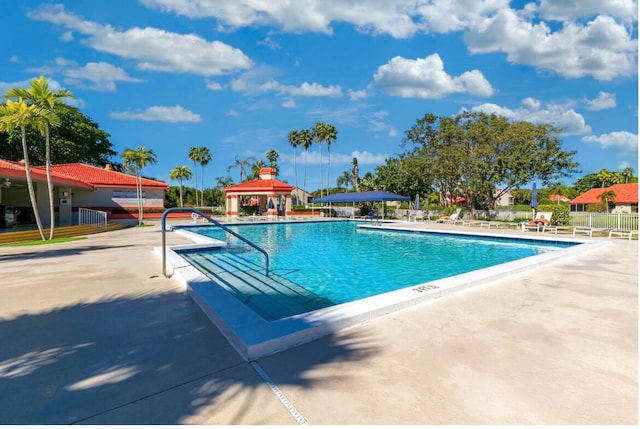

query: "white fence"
left=569, top=212, right=638, bottom=230
left=78, top=208, right=108, bottom=229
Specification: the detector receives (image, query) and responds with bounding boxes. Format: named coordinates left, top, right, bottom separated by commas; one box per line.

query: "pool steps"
left=181, top=249, right=333, bottom=321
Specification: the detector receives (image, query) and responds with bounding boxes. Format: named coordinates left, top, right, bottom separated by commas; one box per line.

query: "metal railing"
left=161, top=207, right=270, bottom=277
left=78, top=208, right=108, bottom=229
left=569, top=212, right=638, bottom=230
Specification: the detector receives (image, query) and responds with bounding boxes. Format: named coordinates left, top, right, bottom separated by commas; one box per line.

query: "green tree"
left=312, top=121, right=327, bottom=197
left=169, top=165, right=192, bottom=207
left=598, top=189, right=617, bottom=213
left=226, top=155, right=253, bottom=183
left=249, top=159, right=266, bottom=180
left=188, top=146, right=200, bottom=206
left=0, top=98, right=58, bottom=240
left=4, top=76, right=73, bottom=239
left=299, top=128, right=313, bottom=191
left=287, top=129, right=300, bottom=190
left=336, top=170, right=353, bottom=190
left=266, top=149, right=279, bottom=175
left=403, top=112, right=578, bottom=216
left=352, top=157, right=360, bottom=192
left=324, top=123, right=337, bottom=196
left=198, top=146, right=212, bottom=206
left=122, top=146, right=157, bottom=225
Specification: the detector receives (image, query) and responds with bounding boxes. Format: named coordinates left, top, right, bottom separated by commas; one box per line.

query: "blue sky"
left=1, top=1, right=637, bottom=192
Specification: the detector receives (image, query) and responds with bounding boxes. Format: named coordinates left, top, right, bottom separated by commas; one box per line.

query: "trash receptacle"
left=4, top=205, right=14, bottom=226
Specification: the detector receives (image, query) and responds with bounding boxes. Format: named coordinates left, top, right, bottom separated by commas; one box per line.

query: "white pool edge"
left=155, top=226, right=612, bottom=361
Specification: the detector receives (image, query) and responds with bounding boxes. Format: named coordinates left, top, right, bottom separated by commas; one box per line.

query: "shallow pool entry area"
left=160, top=221, right=608, bottom=360
left=175, top=246, right=334, bottom=321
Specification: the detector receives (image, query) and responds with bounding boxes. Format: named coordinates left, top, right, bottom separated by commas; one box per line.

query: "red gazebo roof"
left=224, top=168, right=294, bottom=194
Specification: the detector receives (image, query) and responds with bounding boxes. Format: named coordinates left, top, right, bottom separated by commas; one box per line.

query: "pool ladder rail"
left=160, top=208, right=270, bottom=277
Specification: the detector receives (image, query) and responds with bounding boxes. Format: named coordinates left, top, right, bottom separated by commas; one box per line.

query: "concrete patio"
left=0, top=220, right=636, bottom=424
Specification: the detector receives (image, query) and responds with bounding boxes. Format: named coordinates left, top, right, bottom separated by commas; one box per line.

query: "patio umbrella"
left=530, top=182, right=538, bottom=215
left=414, top=194, right=420, bottom=210
left=268, top=198, right=275, bottom=210
left=278, top=197, right=284, bottom=214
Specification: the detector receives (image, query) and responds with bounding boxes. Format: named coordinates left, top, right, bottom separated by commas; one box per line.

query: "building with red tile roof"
left=549, top=194, right=570, bottom=203
left=224, top=168, right=294, bottom=217
left=0, top=159, right=168, bottom=226
left=570, top=183, right=638, bottom=213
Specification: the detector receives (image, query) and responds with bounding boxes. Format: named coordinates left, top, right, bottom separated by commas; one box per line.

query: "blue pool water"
left=175, top=221, right=574, bottom=320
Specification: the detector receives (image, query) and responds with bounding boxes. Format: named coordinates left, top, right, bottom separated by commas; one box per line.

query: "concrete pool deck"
left=0, top=220, right=637, bottom=424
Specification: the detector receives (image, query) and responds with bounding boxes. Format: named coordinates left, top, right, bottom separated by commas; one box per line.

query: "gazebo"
left=224, top=168, right=295, bottom=218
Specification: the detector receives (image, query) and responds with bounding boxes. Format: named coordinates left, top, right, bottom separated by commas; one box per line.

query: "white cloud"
left=349, top=89, right=368, bottom=101
left=282, top=99, right=296, bottom=108
left=60, top=30, right=74, bottom=41
left=582, top=131, right=638, bottom=153
left=206, top=81, right=224, bottom=90
left=371, top=53, right=494, bottom=99
left=29, top=4, right=252, bottom=77
left=584, top=91, right=616, bottom=111
left=109, top=105, right=202, bottom=122
left=63, top=61, right=143, bottom=91
left=293, top=149, right=389, bottom=166
left=141, top=0, right=428, bottom=38
left=533, top=0, right=638, bottom=23
left=260, top=80, right=343, bottom=97
left=470, top=97, right=592, bottom=135
left=464, top=9, right=637, bottom=81
left=226, top=109, right=238, bottom=117
left=257, top=36, right=280, bottom=50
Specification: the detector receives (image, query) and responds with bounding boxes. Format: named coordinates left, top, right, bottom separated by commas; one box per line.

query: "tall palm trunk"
left=326, top=147, right=331, bottom=196
left=179, top=178, right=184, bottom=207
left=293, top=146, right=298, bottom=191
left=192, top=160, right=199, bottom=207
left=303, top=149, right=308, bottom=192
left=319, top=144, right=323, bottom=198
left=21, top=126, right=45, bottom=240
left=44, top=125, right=55, bottom=239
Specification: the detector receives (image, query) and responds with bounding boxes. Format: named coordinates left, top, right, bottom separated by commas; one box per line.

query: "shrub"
left=537, top=203, right=570, bottom=226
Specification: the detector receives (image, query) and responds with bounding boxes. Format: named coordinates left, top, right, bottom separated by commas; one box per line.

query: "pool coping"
left=155, top=224, right=612, bottom=361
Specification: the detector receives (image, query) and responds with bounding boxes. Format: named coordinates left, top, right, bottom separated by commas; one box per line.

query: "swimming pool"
left=175, top=221, right=572, bottom=320
left=161, top=220, right=607, bottom=360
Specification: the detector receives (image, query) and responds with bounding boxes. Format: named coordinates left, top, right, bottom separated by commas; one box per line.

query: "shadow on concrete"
left=0, top=245, right=134, bottom=262
left=0, top=290, right=380, bottom=424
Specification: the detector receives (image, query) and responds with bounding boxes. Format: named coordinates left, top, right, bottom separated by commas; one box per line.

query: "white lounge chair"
left=521, top=212, right=552, bottom=232
left=438, top=208, right=461, bottom=224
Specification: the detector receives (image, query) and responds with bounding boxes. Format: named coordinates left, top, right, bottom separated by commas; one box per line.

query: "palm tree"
left=169, top=165, right=192, bottom=207
left=336, top=170, right=353, bottom=190
left=188, top=146, right=200, bottom=206
left=312, top=121, right=327, bottom=197
left=226, top=155, right=253, bottom=183
left=198, top=146, right=212, bottom=206
left=287, top=129, right=300, bottom=190
left=324, top=123, right=337, bottom=196
left=352, top=157, right=360, bottom=192
left=598, top=190, right=616, bottom=213
left=266, top=149, right=279, bottom=175
left=250, top=159, right=266, bottom=180
left=0, top=98, right=55, bottom=240
left=4, top=76, right=73, bottom=239
left=299, top=128, right=313, bottom=192
left=122, top=146, right=157, bottom=225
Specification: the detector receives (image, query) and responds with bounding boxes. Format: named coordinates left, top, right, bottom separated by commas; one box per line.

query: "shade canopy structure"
left=313, top=190, right=410, bottom=204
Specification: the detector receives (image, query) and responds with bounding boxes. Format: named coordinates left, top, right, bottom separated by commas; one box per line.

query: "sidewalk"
left=0, top=221, right=636, bottom=424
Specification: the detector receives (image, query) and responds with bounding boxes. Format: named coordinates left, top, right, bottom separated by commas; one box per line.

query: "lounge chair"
left=521, top=212, right=552, bottom=232
left=438, top=208, right=461, bottom=223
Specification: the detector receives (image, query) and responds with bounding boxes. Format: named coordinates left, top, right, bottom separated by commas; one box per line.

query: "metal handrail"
left=161, top=207, right=270, bottom=277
